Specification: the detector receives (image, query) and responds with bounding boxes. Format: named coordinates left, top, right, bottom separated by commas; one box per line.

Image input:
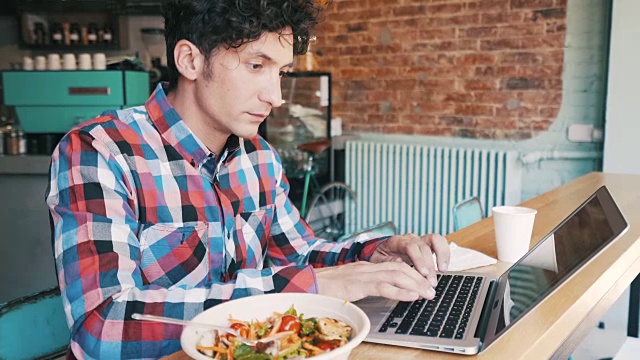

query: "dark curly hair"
left=162, top=0, right=327, bottom=90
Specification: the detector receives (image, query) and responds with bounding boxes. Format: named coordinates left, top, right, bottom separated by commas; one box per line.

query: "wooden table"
left=166, top=172, right=640, bottom=360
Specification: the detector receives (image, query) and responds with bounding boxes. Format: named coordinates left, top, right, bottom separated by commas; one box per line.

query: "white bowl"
left=181, top=293, right=371, bottom=360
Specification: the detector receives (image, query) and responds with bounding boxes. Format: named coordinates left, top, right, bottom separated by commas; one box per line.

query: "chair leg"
left=628, top=274, right=640, bottom=337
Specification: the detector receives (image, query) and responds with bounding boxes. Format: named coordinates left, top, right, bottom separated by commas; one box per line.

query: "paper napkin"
left=443, top=242, right=497, bottom=271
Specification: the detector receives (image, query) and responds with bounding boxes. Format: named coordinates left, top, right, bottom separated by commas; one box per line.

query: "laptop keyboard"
left=377, top=274, right=483, bottom=339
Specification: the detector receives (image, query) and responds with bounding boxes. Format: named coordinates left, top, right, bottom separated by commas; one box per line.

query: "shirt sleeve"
left=47, top=129, right=318, bottom=359
left=267, top=149, right=386, bottom=268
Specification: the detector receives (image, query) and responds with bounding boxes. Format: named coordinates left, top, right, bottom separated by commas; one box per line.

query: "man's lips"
left=248, top=112, right=269, bottom=119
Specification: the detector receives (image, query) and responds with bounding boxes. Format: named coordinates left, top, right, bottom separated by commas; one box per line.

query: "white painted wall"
left=603, top=0, right=640, bottom=174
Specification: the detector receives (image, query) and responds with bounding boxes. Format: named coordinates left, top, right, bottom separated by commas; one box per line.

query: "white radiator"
left=344, top=141, right=522, bottom=235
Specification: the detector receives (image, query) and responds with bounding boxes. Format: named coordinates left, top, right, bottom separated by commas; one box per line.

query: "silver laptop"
left=356, top=185, right=629, bottom=355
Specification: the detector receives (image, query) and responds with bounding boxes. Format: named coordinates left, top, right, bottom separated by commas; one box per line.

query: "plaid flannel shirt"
left=46, top=83, right=385, bottom=359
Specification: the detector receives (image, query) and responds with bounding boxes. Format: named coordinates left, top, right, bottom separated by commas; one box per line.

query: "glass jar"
left=6, top=127, right=19, bottom=155
left=87, top=23, right=98, bottom=44
left=50, top=22, right=63, bottom=45
left=69, top=23, right=81, bottom=45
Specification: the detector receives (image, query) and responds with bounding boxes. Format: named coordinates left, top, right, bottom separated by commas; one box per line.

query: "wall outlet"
left=567, top=124, right=594, bottom=142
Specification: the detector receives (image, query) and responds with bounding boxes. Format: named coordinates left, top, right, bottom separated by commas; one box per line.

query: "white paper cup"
left=93, top=53, right=106, bottom=70
left=78, top=53, right=92, bottom=70
left=47, top=53, right=61, bottom=70
left=34, top=56, right=46, bottom=70
left=22, top=56, right=34, bottom=71
left=63, top=53, right=77, bottom=70
left=492, top=206, right=537, bottom=263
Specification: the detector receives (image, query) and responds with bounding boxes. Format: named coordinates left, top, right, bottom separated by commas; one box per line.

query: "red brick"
left=393, top=4, right=428, bottom=17
left=499, top=52, right=543, bottom=64
left=539, top=106, right=560, bottom=118
left=427, top=3, right=464, bottom=15
left=368, top=0, right=403, bottom=8
left=478, top=65, right=520, bottom=77
left=426, top=14, right=481, bottom=27
left=455, top=104, right=495, bottom=116
left=511, top=0, right=554, bottom=9
left=418, top=127, right=456, bottom=136
left=497, top=24, right=544, bottom=37
left=474, top=92, right=517, bottom=104
left=532, top=8, right=566, bottom=21
left=459, top=26, right=498, bottom=38
left=520, top=34, right=565, bottom=49
left=495, top=105, right=538, bottom=118
left=439, top=115, right=476, bottom=126
left=480, top=38, right=522, bottom=51
left=530, top=119, right=554, bottom=130
left=475, top=117, right=518, bottom=130
left=440, top=92, right=475, bottom=103
left=481, top=12, right=525, bottom=25
left=463, top=79, right=498, bottom=91
left=466, top=0, right=510, bottom=12
left=501, top=77, right=546, bottom=90
left=517, top=65, right=563, bottom=77
left=456, top=53, right=496, bottom=65
left=418, top=28, right=457, bottom=40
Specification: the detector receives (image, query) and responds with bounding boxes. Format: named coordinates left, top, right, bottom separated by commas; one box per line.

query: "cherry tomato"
left=230, top=322, right=250, bottom=338
left=316, top=341, right=339, bottom=351
left=278, top=314, right=301, bottom=333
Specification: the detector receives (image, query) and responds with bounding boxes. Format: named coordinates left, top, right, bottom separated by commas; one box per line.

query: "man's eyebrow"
left=251, top=52, right=294, bottom=69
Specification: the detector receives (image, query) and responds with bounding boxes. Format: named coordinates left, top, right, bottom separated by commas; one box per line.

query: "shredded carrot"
left=195, top=344, right=228, bottom=353
left=228, top=344, right=235, bottom=360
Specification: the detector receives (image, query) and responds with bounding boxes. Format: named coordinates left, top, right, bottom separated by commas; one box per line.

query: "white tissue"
left=441, top=242, right=497, bottom=271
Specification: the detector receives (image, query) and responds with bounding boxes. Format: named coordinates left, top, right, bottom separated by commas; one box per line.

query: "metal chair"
left=452, top=196, right=485, bottom=231
left=0, top=287, right=69, bottom=360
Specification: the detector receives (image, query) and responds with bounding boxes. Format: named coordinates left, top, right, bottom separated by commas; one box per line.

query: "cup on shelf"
left=22, top=57, right=34, bottom=71
left=93, top=53, right=106, bottom=70
left=78, top=53, right=92, bottom=70
left=34, top=56, right=46, bottom=71
left=62, top=53, right=77, bottom=70
left=47, top=53, right=61, bottom=71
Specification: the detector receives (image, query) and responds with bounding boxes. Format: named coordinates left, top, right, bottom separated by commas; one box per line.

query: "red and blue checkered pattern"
left=46, top=83, right=385, bottom=359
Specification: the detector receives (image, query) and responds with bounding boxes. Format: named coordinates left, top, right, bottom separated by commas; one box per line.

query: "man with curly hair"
left=46, top=0, right=450, bottom=358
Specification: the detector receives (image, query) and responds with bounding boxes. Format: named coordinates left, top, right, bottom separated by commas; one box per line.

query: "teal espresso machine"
left=1, top=70, right=149, bottom=154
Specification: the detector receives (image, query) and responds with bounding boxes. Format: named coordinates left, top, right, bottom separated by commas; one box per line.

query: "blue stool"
left=0, top=287, right=70, bottom=360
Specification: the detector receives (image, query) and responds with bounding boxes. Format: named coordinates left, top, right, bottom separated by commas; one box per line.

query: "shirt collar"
left=144, top=82, right=241, bottom=168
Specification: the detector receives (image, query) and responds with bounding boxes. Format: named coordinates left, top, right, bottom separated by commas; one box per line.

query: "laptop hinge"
left=474, top=279, right=498, bottom=341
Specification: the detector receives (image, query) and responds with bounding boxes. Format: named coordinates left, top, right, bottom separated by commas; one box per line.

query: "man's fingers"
left=375, top=283, right=420, bottom=302
left=428, top=234, right=451, bottom=271
left=369, top=264, right=435, bottom=300
left=405, top=241, right=437, bottom=285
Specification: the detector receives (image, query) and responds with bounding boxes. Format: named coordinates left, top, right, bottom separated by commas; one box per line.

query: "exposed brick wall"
left=313, top=0, right=568, bottom=140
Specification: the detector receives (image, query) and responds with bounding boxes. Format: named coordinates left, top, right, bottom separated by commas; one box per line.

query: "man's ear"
left=173, top=39, right=204, bottom=81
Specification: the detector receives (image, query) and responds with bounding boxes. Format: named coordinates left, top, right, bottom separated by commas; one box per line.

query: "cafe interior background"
left=0, top=0, right=637, bottom=358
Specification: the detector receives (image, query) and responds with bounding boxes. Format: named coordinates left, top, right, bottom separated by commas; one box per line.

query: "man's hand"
left=315, top=233, right=450, bottom=302
left=315, top=261, right=436, bottom=302
left=369, top=233, right=450, bottom=288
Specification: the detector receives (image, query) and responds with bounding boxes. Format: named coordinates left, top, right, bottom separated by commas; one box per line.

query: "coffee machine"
left=1, top=69, right=149, bottom=154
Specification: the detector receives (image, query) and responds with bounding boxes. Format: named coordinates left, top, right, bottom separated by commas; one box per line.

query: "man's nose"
left=260, top=72, right=284, bottom=108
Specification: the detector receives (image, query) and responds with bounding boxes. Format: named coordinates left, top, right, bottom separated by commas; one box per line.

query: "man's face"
left=194, top=28, right=294, bottom=141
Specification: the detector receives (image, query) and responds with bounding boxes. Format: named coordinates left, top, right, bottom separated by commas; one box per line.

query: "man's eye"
left=250, top=63, right=263, bottom=70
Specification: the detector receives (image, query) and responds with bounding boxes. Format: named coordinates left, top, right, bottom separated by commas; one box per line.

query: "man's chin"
left=235, top=128, right=260, bottom=140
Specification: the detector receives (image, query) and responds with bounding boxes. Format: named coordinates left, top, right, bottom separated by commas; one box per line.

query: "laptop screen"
left=482, top=186, right=628, bottom=348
